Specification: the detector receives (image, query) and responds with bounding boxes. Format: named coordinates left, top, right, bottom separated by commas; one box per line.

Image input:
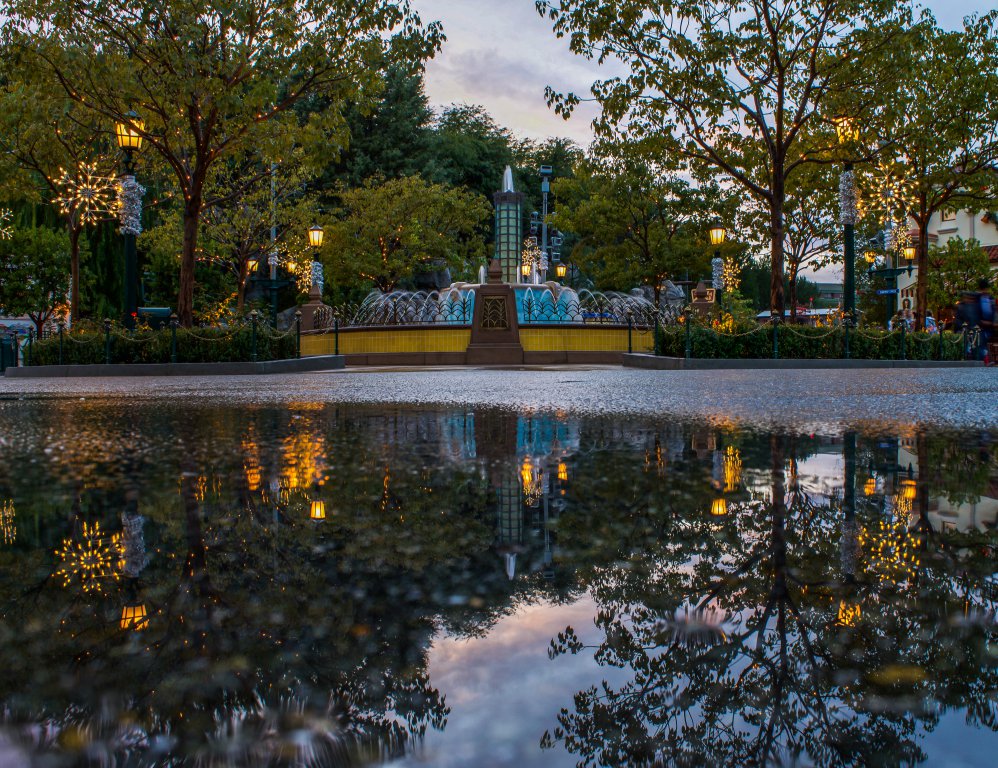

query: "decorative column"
left=840, top=165, right=858, bottom=321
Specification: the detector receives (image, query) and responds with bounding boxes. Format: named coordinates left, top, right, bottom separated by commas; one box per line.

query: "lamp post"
left=709, top=223, right=727, bottom=309
left=307, top=224, right=324, bottom=299
left=555, top=262, right=568, bottom=282
left=835, top=116, right=859, bottom=326
left=115, top=110, right=144, bottom=330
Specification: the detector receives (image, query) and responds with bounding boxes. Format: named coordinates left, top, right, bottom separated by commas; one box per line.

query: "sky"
left=413, top=0, right=990, bottom=146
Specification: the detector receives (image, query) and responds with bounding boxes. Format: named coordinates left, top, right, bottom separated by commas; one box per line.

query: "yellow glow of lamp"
left=864, top=478, right=877, bottom=496
left=120, top=602, right=148, bottom=631
left=114, top=111, right=144, bottom=151
left=557, top=462, right=568, bottom=482
left=555, top=263, right=568, bottom=279
left=864, top=250, right=877, bottom=263
left=308, top=225, right=324, bottom=249
left=900, top=478, right=917, bottom=501
left=834, top=115, right=858, bottom=144
left=710, top=498, right=728, bottom=517
left=709, top=225, right=727, bottom=247
left=247, top=256, right=260, bottom=275
left=521, top=263, right=532, bottom=278
left=903, top=245, right=916, bottom=263
left=310, top=499, right=326, bottom=521
left=837, top=599, right=861, bottom=627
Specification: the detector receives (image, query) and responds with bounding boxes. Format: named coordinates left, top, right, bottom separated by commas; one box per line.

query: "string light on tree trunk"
left=0, top=208, right=12, bottom=239
left=55, top=162, right=119, bottom=225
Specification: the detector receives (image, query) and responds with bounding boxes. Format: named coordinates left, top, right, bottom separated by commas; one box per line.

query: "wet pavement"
left=1, top=365, right=996, bottom=431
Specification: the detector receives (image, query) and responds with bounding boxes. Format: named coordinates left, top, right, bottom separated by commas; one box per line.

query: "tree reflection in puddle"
left=0, top=402, right=993, bottom=766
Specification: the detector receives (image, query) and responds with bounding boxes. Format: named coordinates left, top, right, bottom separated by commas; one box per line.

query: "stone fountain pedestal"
left=466, top=259, right=524, bottom=365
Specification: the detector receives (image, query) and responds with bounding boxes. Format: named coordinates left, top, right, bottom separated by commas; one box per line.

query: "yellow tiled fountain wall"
left=519, top=326, right=653, bottom=353
left=301, top=328, right=471, bottom=356
left=302, top=325, right=653, bottom=356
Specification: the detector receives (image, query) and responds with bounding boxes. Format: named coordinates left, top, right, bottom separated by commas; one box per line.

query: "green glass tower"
left=493, top=166, right=523, bottom=284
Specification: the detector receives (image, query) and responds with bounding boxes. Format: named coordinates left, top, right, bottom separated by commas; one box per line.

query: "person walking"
left=978, top=279, right=994, bottom=364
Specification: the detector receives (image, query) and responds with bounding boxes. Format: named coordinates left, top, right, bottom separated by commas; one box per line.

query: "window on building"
left=941, top=209, right=956, bottom=222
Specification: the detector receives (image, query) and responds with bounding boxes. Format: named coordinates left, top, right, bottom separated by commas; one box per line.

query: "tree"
left=141, top=155, right=318, bottom=314
left=552, top=148, right=717, bottom=302
left=426, top=104, right=516, bottom=201
left=537, top=0, right=909, bottom=316
left=925, top=237, right=991, bottom=320
left=326, top=176, right=490, bottom=293
left=0, top=44, right=117, bottom=321
left=0, top=225, right=70, bottom=332
left=7, top=0, right=442, bottom=326
left=870, top=15, right=998, bottom=329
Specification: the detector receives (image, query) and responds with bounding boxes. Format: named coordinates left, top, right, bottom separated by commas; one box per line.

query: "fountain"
left=301, top=166, right=679, bottom=364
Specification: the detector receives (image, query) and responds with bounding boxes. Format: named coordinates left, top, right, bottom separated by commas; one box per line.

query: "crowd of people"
left=886, top=280, right=993, bottom=362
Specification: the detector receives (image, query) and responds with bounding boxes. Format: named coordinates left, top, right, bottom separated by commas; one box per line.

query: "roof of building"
left=986, top=245, right=998, bottom=264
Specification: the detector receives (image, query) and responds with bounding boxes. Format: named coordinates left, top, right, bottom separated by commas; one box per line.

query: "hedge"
left=656, top=325, right=965, bottom=360
left=27, top=324, right=297, bottom=366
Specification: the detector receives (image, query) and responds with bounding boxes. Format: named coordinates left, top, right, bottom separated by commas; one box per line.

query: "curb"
left=4, top=355, right=346, bottom=378
left=621, top=354, right=985, bottom=370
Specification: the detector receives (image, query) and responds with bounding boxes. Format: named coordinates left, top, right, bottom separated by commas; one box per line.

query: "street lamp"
left=308, top=225, right=324, bottom=249
left=521, top=262, right=532, bottom=280
left=115, top=109, right=145, bottom=329
left=555, top=262, right=568, bottom=280
left=835, top=115, right=859, bottom=329
left=709, top=224, right=727, bottom=249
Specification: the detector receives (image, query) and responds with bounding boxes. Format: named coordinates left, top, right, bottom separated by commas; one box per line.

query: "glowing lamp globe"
left=120, top=602, right=148, bottom=631
left=521, top=263, right=531, bottom=278
left=900, top=478, right=917, bottom=501
left=710, top=498, right=728, bottom=517
left=834, top=115, right=858, bottom=144
left=310, top=499, right=326, bottom=521
left=864, top=478, right=877, bottom=496
left=557, top=462, right=568, bottom=482
left=247, top=256, right=260, bottom=275
left=555, top=263, right=568, bottom=279
left=709, top=225, right=727, bottom=247
left=864, top=250, right=877, bottom=263
left=115, top=111, right=144, bottom=151
left=308, top=225, right=324, bottom=249
left=902, top=245, right=916, bottom=263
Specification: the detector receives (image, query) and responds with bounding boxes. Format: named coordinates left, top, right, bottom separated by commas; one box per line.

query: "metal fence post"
left=626, top=311, right=633, bottom=354
left=58, top=321, right=64, bottom=365
left=334, top=317, right=340, bottom=357
left=26, top=329, right=32, bottom=366
left=9, top=332, right=18, bottom=367
left=654, top=314, right=661, bottom=356
left=170, top=313, right=179, bottom=364
left=843, top=314, right=851, bottom=360
left=900, top=322, right=906, bottom=361
left=103, top=319, right=112, bottom=365
left=772, top=316, right=780, bottom=360
left=295, top=310, right=302, bottom=359
left=937, top=327, right=944, bottom=360
left=684, top=311, right=692, bottom=360
left=250, top=310, right=258, bottom=362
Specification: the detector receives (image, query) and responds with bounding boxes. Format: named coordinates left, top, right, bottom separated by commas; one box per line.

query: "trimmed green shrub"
left=28, top=324, right=296, bottom=366
left=656, top=324, right=964, bottom=360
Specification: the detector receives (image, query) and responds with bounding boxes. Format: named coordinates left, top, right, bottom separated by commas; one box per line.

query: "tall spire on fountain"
left=493, top=165, right=523, bottom=284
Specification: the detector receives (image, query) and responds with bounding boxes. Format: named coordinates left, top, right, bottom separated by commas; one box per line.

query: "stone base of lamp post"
left=299, top=284, right=330, bottom=332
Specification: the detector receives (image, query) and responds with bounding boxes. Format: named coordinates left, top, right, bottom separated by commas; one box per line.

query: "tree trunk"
left=915, top=212, right=930, bottom=332
left=237, top=259, right=247, bottom=313
left=770, top=185, right=786, bottom=317
left=788, top=263, right=799, bottom=322
left=68, top=223, right=82, bottom=323
left=178, top=198, right=201, bottom=327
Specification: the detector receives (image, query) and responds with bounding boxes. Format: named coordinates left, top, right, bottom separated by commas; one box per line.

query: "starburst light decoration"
left=860, top=519, right=920, bottom=584
left=54, top=521, right=124, bottom=594
left=0, top=208, right=12, bottom=239
left=1, top=500, right=15, bottom=545
left=859, top=164, right=915, bottom=225
left=722, top=258, right=740, bottom=293
left=54, top=162, right=118, bottom=225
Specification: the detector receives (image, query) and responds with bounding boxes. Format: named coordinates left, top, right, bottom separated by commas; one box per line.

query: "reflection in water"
left=0, top=402, right=994, bottom=766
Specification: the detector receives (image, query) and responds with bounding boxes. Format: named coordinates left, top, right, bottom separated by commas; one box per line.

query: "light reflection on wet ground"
left=0, top=393, right=995, bottom=766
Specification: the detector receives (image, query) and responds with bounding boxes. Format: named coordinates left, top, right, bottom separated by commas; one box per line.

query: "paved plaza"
left=2, top=366, right=995, bottom=432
